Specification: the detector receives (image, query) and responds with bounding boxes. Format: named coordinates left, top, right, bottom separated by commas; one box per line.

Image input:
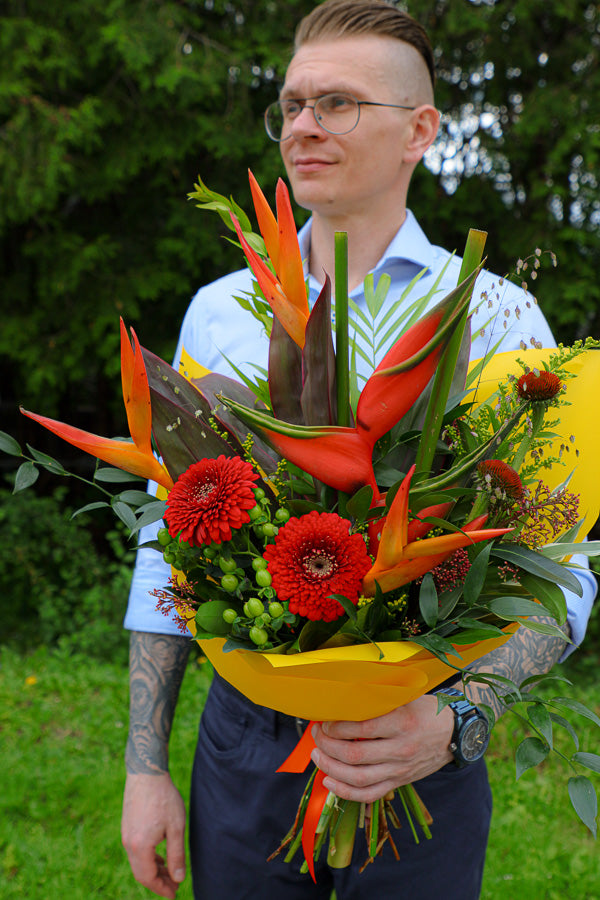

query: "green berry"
left=248, top=504, right=263, bottom=522
left=222, top=608, right=238, bottom=624
left=254, top=488, right=266, bottom=501
left=244, top=597, right=264, bottom=618
left=218, top=556, right=238, bottom=574
left=157, top=528, right=172, bottom=547
left=275, top=508, right=290, bottom=523
left=220, top=574, right=239, bottom=593
left=262, top=523, right=278, bottom=537
left=203, top=545, right=218, bottom=560
left=252, top=557, right=268, bottom=572
left=268, top=601, right=284, bottom=618
left=255, top=568, right=272, bottom=588
left=249, top=626, right=268, bottom=646
left=162, top=549, right=176, bottom=564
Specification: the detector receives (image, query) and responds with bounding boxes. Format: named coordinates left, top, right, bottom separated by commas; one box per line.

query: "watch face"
left=460, top=718, right=490, bottom=762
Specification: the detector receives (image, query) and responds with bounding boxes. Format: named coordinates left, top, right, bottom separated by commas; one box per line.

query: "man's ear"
left=403, top=105, right=440, bottom=164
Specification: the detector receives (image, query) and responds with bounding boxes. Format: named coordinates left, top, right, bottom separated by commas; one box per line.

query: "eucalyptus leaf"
left=492, top=543, right=582, bottom=596
left=419, top=573, right=439, bottom=627
left=13, top=461, right=39, bottom=492
left=111, top=500, right=138, bottom=531
left=527, top=703, right=553, bottom=748
left=515, top=736, right=549, bottom=779
left=463, top=542, right=492, bottom=607
left=518, top=573, right=567, bottom=625
left=568, top=776, right=598, bottom=837
left=553, top=698, right=600, bottom=728
left=71, top=501, right=110, bottom=518
left=0, top=430, right=22, bottom=456
left=489, top=596, right=551, bottom=619
left=549, top=713, right=579, bottom=750
left=95, top=467, right=141, bottom=483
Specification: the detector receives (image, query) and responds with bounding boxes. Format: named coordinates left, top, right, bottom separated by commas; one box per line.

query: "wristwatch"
left=435, top=687, right=490, bottom=767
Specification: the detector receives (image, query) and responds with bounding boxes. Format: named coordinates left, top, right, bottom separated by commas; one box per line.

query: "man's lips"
left=291, top=158, right=335, bottom=173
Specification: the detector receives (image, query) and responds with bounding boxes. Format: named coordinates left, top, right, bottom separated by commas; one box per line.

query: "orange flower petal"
left=275, top=178, right=309, bottom=317
left=248, top=169, right=280, bottom=269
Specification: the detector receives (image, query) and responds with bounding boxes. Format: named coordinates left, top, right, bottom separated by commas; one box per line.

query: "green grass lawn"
left=1, top=645, right=598, bottom=899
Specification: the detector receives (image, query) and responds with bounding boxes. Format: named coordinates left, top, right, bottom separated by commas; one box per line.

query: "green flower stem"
left=369, top=798, right=380, bottom=858
left=414, top=229, right=487, bottom=478
left=327, top=799, right=360, bottom=868
left=511, top=403, right=546, bottom=474
left=401, top=783, right=433, bottom=840
left=334, top=232, right=350, bottom=429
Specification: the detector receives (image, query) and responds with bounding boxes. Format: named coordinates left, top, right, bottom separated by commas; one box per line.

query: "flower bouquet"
left=6, top=171, right=600, bottom=878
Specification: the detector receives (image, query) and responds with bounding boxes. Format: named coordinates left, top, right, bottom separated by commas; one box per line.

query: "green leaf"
left=131, top=501, right=168, bottom=533
left=345, top=485, right=374, bottom=523
left=515, top=736, right=549, bottom=779
left=95, top=467, right=141, bottom=483
left=419, top=573, right=439, bottom=627
left=489, top=596, right=551, bottom=619
left=519, top=573, right=567, bottom=625
left=116, top=490, right=157, bottom=506
left=196, top=600, right=233, bottom=636
left=527, top=703, right=553, bottom=748
left=25, top=445, right=68, bottom=475
left=463, top=542, right=492, bottom=606
left=568, top=776, right=598, bottom=837
left=516, top=619, right=570, bottom=640
left=0, top=431, right=22, bottom=456
left=573, top=752, right=600, bottom=774
left=71, top=501, right=110, bottom=518
left=542, top=541, right=600, bottom=559
left=111, top=500, right=138, bottom=531
left=491, top=543, right=582, bottom=596
left=553, top=698, right=600, bottom=728
left=13, top=461, right=39, bottom=492
left=549, top=713, right=579, bottom=750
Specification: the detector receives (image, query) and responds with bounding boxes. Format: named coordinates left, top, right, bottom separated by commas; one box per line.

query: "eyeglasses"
left=264, top=92, right=416, bottom=142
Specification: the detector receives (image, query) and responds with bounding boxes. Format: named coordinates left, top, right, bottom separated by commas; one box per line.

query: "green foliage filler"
left=0, top=487, right=134, bottom=661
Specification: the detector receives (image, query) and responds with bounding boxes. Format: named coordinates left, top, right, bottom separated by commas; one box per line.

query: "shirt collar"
left=298, top=209, right=436, bottom=291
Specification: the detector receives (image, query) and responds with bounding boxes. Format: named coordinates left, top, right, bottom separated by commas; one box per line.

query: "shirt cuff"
left=560, top=553, right=597, bottom=662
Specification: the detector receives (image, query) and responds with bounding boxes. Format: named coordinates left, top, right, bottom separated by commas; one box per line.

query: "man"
left=121, top=3, right=596, bottom=899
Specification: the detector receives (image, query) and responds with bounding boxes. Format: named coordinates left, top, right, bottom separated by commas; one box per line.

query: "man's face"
left=279, top=35, right=429, bottom=220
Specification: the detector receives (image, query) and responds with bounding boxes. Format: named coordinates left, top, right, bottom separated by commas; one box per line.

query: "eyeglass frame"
left=264, top=92, right=417, bottom=142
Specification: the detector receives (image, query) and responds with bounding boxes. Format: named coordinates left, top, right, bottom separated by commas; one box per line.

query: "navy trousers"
left=189, top=673, right=492, bottom=899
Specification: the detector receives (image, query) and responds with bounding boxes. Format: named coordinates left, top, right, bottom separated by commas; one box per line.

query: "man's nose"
left=289, top=105, right=325, bottom=138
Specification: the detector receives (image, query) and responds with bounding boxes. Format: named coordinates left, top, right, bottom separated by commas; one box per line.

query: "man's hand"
left=310, top=694, right=454, bottom=803
left=122, top=773, right=187, bottom=899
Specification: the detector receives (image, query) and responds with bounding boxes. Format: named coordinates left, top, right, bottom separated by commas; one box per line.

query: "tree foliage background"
left=2, top=0, right=599, bottom=460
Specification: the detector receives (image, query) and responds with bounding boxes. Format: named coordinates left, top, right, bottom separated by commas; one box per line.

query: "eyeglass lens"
left=266, top=93, right=360, bottom=140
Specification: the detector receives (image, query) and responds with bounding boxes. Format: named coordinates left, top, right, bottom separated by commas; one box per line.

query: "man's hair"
left=295, top=0, right=435, bottom=88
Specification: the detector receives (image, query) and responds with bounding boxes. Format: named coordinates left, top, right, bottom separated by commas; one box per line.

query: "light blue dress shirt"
left=124, top=211, right=596, bottom=656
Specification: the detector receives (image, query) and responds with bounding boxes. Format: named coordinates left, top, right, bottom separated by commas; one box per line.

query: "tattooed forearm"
left=464, top=617, right=570, bottom=722
left=125, top=631, right=191, bottom=775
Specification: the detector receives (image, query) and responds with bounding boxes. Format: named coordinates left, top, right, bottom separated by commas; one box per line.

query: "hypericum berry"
left=203, top=545, right=218, bottom=560
left=254, top=488, right=266, bottom=501
left=244, top=597, right=264, bottom=618
left=248, top=504, right=264, bottom=522
left=157, top=528, right=172, bottom=547
left=218, top=556, right=238, bottom=574
left=220, top=574, right=239, bottom=593
left=255, top=568, right=272, bottom=588
left=249, top=626, right=268, bottom=646
left=222, top=608, right=238, bottom=624
left=268, top=601, right=284, bottom=618
left=262, top=523, right=278, bottom=537
left=252, top=557, right=269, bottom=571
left=275, top=508, right=290, bottom=523
left=162, top=549, right=176, bottom=565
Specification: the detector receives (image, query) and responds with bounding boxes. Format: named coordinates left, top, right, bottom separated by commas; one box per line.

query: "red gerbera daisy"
left=165, top=455, right=259, bottom=546
left=516, top=369, right=562, bottom=401
left=263, top=511, right=371, bottom=622
left=477, top=459, right=524, bottom=499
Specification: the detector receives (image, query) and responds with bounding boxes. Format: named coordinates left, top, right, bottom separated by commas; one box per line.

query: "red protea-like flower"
left=477, top=459, right=524, bottom=499
left=165, top=455, right=259, bottom=546
left=516, top=369, right=563, bottom=401
left=263, top=511, right=372, bottom=622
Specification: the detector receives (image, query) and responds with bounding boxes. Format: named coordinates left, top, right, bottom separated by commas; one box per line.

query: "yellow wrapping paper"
left=182, top=347, right=599, bottom=722
left=197, top=630, right=515, bottom=721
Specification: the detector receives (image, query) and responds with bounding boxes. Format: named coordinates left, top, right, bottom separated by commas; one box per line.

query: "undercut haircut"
left=295, top=0, right=436, bottom=89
